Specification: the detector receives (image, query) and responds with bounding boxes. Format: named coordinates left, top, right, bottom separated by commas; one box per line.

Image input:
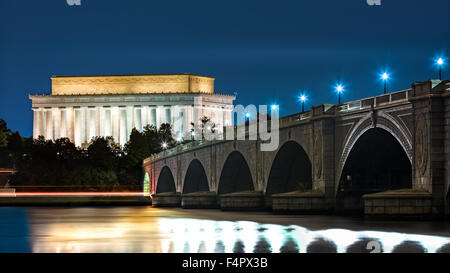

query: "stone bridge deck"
left=143, top=79, right=450, bottom=218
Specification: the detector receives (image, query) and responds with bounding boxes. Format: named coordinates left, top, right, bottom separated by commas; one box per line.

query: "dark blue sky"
left=1, top=0, right=449, bottom=137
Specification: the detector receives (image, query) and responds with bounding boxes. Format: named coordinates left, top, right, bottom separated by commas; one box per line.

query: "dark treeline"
left=0, top=119, right=176, bottom=192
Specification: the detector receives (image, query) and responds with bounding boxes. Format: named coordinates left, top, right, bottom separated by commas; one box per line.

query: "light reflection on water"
left=156, top=218, right=450, bottom=253
left=1, top=207, right=450, bottom=253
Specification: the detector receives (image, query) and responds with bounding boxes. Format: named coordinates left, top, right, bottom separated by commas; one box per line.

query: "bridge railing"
left=279, top=111, right=312, bottom=127
left=146, top=110, right=317, bottom=162
left=146, top=139, right=211, bottom=162
left=338, top=88, right=412, bottom=112
left=145, top=89, right=413, bottom=163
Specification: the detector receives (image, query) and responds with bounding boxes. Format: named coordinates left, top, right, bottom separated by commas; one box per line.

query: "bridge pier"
left=411, top=80, right=448, bottom=216
left=363, top=189, right=432, bottom=217
left=151, top=192, right=181, bottom=207
left=311, top=106, right=336, bottom=213
left=219, top=191, right=265, bottom=211
left=272, top=191, right=330, bottom=214
left=181, top=192, right=218, bottom=209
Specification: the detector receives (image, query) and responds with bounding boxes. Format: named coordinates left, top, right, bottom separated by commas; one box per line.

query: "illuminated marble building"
left=30, top=74, right=235, bottom=147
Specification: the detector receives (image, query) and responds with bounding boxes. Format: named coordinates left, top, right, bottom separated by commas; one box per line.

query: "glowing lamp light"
left=335, top=84, right=344, bottom=104
left=381, top=72, right=390, bottom=94
left=271, top=105, right=278, bottom=110
left=437, top=57, right=445, bottom=80
left=245, top=112, right=251, bottom=118
left=162, top=142, right=168, bottom=149
left=299, top=94, right=307, bottom=112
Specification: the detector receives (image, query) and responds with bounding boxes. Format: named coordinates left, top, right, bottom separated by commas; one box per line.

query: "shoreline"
left=0, top=196, right=152, bottom=206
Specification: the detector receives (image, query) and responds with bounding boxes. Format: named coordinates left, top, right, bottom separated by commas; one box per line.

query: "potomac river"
left=1, top=207, right=450, bottom=253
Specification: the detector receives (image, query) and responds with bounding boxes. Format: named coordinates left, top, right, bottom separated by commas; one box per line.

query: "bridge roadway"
left=143, top=79, right=450, bottom=217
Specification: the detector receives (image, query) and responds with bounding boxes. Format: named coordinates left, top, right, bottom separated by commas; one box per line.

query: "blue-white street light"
left=299, top=95, right=307, bottom=112
left=336, top=85, right=344, bottom=104
left=437, top=57, right=445, bottom=80
left=381, top=72, right=390, bottom=94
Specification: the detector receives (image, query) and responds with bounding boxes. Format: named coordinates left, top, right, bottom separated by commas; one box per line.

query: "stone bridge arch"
left=217, top=148, right=256, bottom=194
left=153, top=156, right=179, bottom=193
left=182, top=158, right=210, bottom=194
left=179, top=152, right=213, bottom=193
left=261, top=125, right=313, bottom=192
left=337, top=111, right=413, bottom=193
left=265, top=140, right=313, bottom=195
left=215, top=141, right=258, bottom=193
left=155, top=166, right=176, bottom=194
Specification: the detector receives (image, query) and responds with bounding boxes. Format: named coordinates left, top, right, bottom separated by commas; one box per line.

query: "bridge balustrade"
left=338, top=89, right=411, bottom=112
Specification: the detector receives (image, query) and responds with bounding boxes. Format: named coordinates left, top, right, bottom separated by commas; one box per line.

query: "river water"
left=0, top=207, right=449, bottom=253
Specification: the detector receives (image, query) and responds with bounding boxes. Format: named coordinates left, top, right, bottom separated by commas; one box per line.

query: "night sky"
left=1, top=0, right=449, bottom=137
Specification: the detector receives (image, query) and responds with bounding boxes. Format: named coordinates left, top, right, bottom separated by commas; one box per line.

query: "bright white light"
left=336, top=85, right=344, bottom=93
left=300, top=95, right=307, bottom=102
left=245, top=113, right=250, bottom=118
left=381, top=72, right=390, bottom=81
left=161, top=142, right=168, bottom=149
left=437, top=58, right=444, bottom=66
left=271, top=105, right=278, bottom=110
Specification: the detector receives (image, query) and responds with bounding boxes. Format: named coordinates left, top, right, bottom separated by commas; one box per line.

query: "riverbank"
left=0, top=193, right=151, bottom=206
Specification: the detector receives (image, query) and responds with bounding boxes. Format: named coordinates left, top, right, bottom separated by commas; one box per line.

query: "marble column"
left=119, top=107, right=127, bottom=146
left=164, top=106, right=171, bottom=124
left=38, top=110, right=46, bottom=139
left=112, top=106, right=120, bottom=143
left=66, top=107, right=74, bottom=143
left=96, top=107, right=101, bottom=137
left=150, top=106, right=157, bottom=128
left=60, top=108, right=67, bottom=138
left=183, top=106, right=189, bottom=136
left=99, top=107, right=106, bottom=137
left=53, top=108, right=61, bottom=140
left=74, top=108, right=81, bottom=147
left=103, top=107, right=112, bottom=137
left=126, top=106, right=133, bottom=141
left=33, top=109, right=39, bottom=139
left=45, top=109, right=53, bottom=140
left=193, top=97, right=202, bottom=129
left=171, top=105, right=182, bottom=138
left=187, top=105, right=194, bottom=132
left=80, top=107, right=87, bottom=145
left=141, top=106, right=148, bottom=129
left=134, top=106, right=142, bottom=132
left=156, top=106, right=164, bottom=128
left=86, top=107, right=95, bottom=143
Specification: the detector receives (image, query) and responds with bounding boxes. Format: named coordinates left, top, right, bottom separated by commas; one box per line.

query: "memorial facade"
left=30, top=74, right=235, bottom=147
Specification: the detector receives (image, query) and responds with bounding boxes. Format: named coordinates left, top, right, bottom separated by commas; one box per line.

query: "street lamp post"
left=300, top=95, right=307, bottom=112
left=336, top=85, right=343, bottom=104
left=437, top=58, right=444, bottom=80
left=381, top=72, right=390, bottom=94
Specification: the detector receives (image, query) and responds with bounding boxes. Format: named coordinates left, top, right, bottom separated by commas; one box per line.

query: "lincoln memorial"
left=30, top=74, right=235, bottom=147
